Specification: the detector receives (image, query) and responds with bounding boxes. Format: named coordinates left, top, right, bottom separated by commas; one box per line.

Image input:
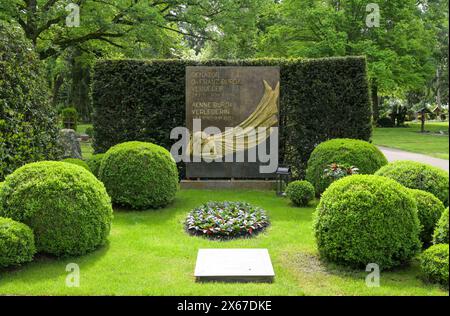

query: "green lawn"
left=77, top=124, right=94, bottom=159
left=0, top=190, right=446, bottom=296
left=372, top=121, right=449, bottom=159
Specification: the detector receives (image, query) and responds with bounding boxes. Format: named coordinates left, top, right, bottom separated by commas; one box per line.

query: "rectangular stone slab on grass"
left=194, top=249, right=275, bottom=283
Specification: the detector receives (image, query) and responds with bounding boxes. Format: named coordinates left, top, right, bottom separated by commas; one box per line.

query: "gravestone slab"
left=58, top=129, right=82, bottom=159
left=194, top=249, right=275, bottom=283
left=185, top=66, right=280, bottom=179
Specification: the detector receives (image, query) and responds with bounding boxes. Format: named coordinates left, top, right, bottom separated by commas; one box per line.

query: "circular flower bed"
left=185, top=201, right=269, bottom=239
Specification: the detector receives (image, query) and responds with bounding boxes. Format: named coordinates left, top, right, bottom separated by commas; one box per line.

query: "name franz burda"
left=177, top=300, right=211, bottom=314
left=170, top=119, right=279, bottom=174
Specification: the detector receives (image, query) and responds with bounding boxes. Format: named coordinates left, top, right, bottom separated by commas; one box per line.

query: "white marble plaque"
left=194, top=249, right=275, bottom=282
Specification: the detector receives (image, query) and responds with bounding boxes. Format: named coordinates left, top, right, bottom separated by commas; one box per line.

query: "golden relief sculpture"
left=188, top=80, right=280, bottom=158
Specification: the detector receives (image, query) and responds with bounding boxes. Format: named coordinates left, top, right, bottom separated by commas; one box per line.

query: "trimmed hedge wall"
left=92, top=57, right=372, bottom=178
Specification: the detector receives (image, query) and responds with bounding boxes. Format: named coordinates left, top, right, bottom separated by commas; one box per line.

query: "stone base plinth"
left=180, top=179, right=276, bottom=190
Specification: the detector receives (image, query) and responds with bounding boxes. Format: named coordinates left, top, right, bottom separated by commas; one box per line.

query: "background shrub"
left=99, top=141, right=178, bottom=209
left=62, top=158, right=91, bottom=172
left=306, top=139, right=388, bottom=195
left=0, top=23, right=61, bottom=181
left=85, top=126, right=95, bottom=139
left=314, top=175, right=421, bottom=269
left=376, top=117, right=395, bottom=127
left=186, top=201, right=269, bottom=239
left=0, top=217, right=36, bottom=268
left=92, top=57, right=372, bottom=178
left=433, top=207, right=449, bottom=244
left=286, top=180, right=315, bottom=206
left=420, top=244, right=449, bottom=287
left=61, top=107, right=78, bottom=130
left=86, top=154, right=105, bottom=177
left=408, top=189, right=445, bottom=246
left=375, top=161, right=449, bottom=206
left=0, top=161, right=113, bottom=257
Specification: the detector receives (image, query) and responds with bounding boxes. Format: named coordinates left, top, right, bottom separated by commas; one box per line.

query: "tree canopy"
left=0, top=0, right=447, bottom=120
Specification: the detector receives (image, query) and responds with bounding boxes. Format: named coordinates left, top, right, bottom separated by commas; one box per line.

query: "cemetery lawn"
left=0, top=190, right=446, bottom=296
left=372, top=121, right=449, bottom=159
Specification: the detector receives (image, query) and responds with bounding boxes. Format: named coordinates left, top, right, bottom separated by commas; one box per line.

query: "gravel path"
left=378, top=146, right=449, bottom=172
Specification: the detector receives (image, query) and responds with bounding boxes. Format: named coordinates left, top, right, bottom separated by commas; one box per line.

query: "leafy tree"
left=256, top=0, right=442, bottom=119
left=0, top=0, right=259, bottom=119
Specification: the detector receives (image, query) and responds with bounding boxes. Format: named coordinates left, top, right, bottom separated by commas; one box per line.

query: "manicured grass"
left=0, top=190, right=446, bottom=296
left=77, top=124, right=94, bottom=160
left=76, top=124, right=92, bottom=135
left=80, top=141, right=93, bottom=160
left=373, top=121, right=449, bottom=159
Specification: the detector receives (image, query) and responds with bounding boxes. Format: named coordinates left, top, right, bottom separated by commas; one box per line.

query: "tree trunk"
left=52, top=74, right=64, bottom=107
left=421, top=110, right=425, bottom=133
left=70, top=50, right=93, bottom=122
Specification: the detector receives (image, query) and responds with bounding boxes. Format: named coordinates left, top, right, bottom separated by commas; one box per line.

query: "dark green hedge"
left=0, top=23, right=61, bottom=181
left=92, top=57, right=372, bottom=178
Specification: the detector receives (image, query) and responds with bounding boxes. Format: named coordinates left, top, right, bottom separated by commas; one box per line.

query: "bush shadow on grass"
left=285, top=250, right=424, bottom=282
left=284, top=250, right=449, bottom=295
left=0, top=242, right=111, bottom=286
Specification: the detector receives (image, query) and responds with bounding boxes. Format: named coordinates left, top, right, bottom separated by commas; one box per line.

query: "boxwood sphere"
left=0, top=161, right=113, bottom=257
left=408, top=189, right=445, bottom=246
left=99, top=141, right=178, bottom=209
left=375, top=160, right=449, bottom=206
left=62, top=158, right=91, bottom=172
left=286, top=180, right=315, bottom=206
left=0, top=217, right=36, bottom=268
left=86, top=154, right=105, bottom=177
left=420, top=244, right=449, bottom=286
left=314, top=175, right=421, bottom=269
left=433, top=207, right=449, bottom=245
left=306, top=138, right=388, bottom=195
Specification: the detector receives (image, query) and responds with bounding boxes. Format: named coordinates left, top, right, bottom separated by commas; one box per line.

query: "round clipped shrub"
left=0, top=161, right=113, bottom=257
left=408, top=189, right=445, bottom=246
left=0, top=217, right=36, bottom=268
left=186, top=201, right=269, bottom=239
left=375, top=161, right=449, bottom=206
left=314, top=175, right=421, bottom=269
left=62, top=158, right=91, bottom=172
left=306, top=138, right=388, bottom=195
left=433, top=207, right=449, bottom=245
left=99, top=141, right=178, bottom=209
left=420, top=244, right=449, bottom=286
left=286, top=180, right=315, bottom=206
left=86, top=154, right=105, bottom=177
